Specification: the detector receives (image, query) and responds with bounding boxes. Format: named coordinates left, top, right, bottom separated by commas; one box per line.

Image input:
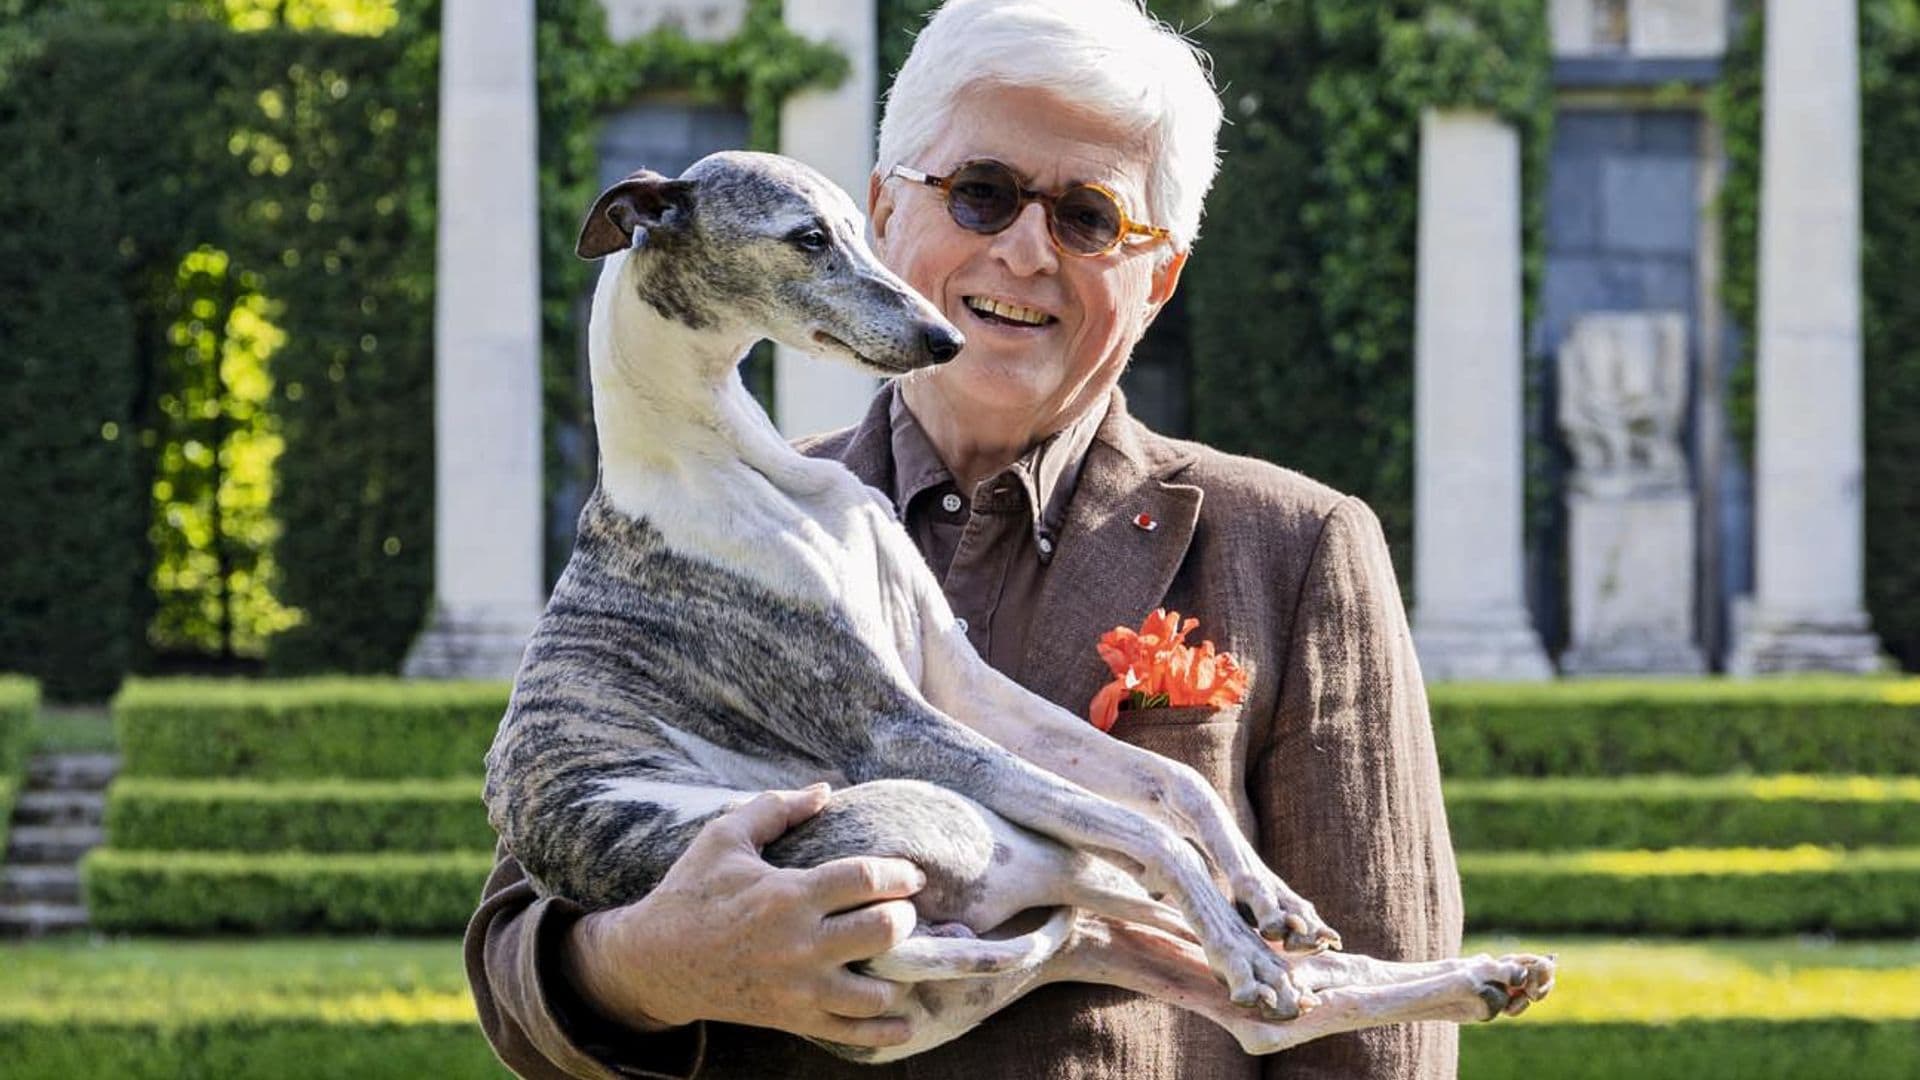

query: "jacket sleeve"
left=1252, top=496, right=1466, bottom=1080
left=465, top=841, right=708, bottom=1080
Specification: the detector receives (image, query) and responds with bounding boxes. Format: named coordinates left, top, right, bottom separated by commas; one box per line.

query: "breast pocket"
left=1106, top=705, right=1256, bottom=840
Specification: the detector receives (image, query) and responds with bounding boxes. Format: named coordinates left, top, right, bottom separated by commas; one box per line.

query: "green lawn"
left=4, top=935, right=1917, bottom=1026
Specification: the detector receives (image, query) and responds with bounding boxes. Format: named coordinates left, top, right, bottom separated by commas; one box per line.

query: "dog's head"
left=578, top=151, right=963, bottom=376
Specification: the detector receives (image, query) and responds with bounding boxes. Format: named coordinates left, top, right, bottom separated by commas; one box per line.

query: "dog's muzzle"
left=921, top=324, right=964, bottom=366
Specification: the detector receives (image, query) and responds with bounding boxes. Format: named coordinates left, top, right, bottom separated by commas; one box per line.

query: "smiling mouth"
left=964, top=296, right=1055, bottom=328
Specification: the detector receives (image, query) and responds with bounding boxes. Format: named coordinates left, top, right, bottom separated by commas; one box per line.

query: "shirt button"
left=1037, top=536, right=1055, bottom=556
left=941, top=493, right=964, bottom=514
left=955, top=616, right=970, bottom=633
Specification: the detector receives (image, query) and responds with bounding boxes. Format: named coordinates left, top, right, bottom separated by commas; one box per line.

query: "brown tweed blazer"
left=465, top=389, right=1464, bottom=1080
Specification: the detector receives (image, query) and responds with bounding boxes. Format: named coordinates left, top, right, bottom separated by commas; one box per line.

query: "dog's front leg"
left=904, top=583, right=1337, bottom=954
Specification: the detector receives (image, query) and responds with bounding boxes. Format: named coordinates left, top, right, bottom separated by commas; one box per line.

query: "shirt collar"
left=885, top=384, right=1107, bottom=542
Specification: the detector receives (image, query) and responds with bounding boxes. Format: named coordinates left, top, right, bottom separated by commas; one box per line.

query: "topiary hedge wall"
left=0, top=0, right=840, bottom=699
left=1719, top=0, right=1920, bottom=671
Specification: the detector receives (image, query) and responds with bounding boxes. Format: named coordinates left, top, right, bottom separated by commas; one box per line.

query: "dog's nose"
left=924, top=326, right=964, bottom=365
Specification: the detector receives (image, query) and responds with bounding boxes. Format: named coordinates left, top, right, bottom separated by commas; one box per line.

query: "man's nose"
left=989, top=201, right=1059, bottom=277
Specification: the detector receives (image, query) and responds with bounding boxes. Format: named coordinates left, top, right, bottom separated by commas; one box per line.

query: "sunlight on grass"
left=1467, top=937, right=1920, bottom=1024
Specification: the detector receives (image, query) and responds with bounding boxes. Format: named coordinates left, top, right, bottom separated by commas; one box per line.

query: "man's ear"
left=1147, top=249, right=1190, bottom=309
left=576, top=170, right=694, bottom=260
left=868, top=170, right=896, bottom=247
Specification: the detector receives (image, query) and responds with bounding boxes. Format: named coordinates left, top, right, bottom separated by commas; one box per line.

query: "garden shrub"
left=107, top=778, right=491, bottom=852
left=0, top=676, right=36, bottom=779
left=0, top=1021, right=505, bottom=1080
left=83, top=849, right=492, bottom=933
left=114, top=678, right=506, bottom=779
left=1432, top=678, right=1920, bottom=776
left=1447, top=774, right=1920, bottom=851
left=1460, top=1021, right=1920, bottom=1080
left=1460, top=846, right=1920, bottom=934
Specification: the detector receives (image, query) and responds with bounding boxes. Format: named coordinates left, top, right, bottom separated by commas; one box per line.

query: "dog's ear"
left=577, top=170, right=694, bottom=260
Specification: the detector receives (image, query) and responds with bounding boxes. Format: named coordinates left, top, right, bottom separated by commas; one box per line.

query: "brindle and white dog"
left=482, top=150, right=1554, bottom=1062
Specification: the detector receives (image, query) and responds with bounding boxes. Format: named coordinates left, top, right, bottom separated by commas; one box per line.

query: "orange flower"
left=1087, top=609, right=1247, bottom=729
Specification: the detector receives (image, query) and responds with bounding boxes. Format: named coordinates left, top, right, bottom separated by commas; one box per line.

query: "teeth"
left=966, top=297, right=1050, bottom=326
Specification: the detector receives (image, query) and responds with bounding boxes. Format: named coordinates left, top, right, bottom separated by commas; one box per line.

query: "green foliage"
left=114, top=678, right=506, bottom=779
left=1448, top=775, right=1920, bottom=851
left=1188, top=1, right=1551, bottom=574
left=1, top=0, right=844, bottom=692
left=1719, top=0, right=1920, bottom=671
left=1460, top=1021, right=1920, bottom=1080
left=0, top=676, right=37, bottom=779
left=0, top=1023, right=507, bottom=1080
left=83, top=849, right=492, bottom=932
left=107, top=777, right=491, bottom=852
left=1431, top=678, right=1920, bottom=776
left=1460, top=846, right=1920, bottom=934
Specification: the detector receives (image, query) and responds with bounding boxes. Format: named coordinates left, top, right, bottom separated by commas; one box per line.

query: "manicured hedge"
left=0, top=675, right=39, bottom=779
left=114, top=679, right=507, bottom=779
left=1447, top=775, right=1920, bottom=851
left=0, top=1021, right=506, bottom=1080
left=1432, top=679, right=1920, bottom=777
left=1461, top=846, right=1920, bottom=935
left=1460, top=1021, right=1920, bottom=1080
left=83, top=850, right=493, bottom=933
left=106, top=778, right=491, bottom=853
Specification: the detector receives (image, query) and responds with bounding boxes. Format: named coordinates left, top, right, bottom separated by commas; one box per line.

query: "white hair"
left=876, top=0, right=1224, bottom=251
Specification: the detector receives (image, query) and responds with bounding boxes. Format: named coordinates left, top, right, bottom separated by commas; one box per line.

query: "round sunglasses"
left=887, top=159, right=1170, bottom=257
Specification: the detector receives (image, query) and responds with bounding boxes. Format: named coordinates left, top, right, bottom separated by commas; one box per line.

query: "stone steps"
left=13, top=790, right=105, bottom=827
left=0, top=863, right=80, bottom=904
left=0, top=901, right=89, bottom=937
left=25, top=753, right=120, bottom=791
left=2, top=752, right=119, bottom=937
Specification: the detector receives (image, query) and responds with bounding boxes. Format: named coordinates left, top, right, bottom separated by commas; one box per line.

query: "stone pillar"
left=1730, top=0, right=1882, bottom=674
left=1411, top=110, right=1553, bottom=682
left=774, top=0, right=880, bottom=438
left=404, top=0, right=545, bottom=679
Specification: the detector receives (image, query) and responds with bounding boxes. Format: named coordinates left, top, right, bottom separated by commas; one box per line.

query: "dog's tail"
left=861, top=907, right=1076, bottom=981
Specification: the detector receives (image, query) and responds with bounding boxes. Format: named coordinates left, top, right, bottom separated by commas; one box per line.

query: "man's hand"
left=559, top=785, right=926, bottom=1049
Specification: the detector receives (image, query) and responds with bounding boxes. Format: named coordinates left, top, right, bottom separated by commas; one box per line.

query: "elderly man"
left=465, top=1, right=1462, bottom=1076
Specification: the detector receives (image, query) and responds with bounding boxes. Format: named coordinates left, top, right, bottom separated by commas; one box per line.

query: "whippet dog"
left=482, top=150, right=1554, bottom=1062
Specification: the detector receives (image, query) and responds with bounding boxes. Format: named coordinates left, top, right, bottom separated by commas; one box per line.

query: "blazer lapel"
left=1017, top=392, right=1202, bottom=714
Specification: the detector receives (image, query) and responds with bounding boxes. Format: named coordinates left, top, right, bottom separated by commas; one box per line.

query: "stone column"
left=1411, top=110, right=1553, bottom=682
left=774, top=0, right=880, bottom=438
left=1730, top=0, right=1882, bottom=674
left=404, top=0, right=546, bottom=679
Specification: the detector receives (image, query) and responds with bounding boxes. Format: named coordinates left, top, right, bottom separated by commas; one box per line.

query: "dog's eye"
left=789, top=227, right=831, bottom=253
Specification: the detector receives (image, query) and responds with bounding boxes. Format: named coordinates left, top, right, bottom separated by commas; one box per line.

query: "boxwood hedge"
left=82, top=850, right=493, bottom=933
left=106, top=778, right=491, bottom=853
left=0, top=675, right=38, bottom=779
left=1460, top=1021, right=1920, bottom=1080
left=114, top=678, right=507, bottom=779
left=1461, top=846, right=1920, bottom=935
left=1447, top=775, right=1920, bottom=851
left=1432, top=679, right=1920, bottom=777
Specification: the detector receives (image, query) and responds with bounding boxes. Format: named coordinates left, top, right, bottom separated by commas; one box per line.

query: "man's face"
left=869, top=83, right=1187, bottom=431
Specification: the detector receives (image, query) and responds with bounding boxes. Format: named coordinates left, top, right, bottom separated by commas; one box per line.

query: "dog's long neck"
left=589, top=251, right=820, bottom=516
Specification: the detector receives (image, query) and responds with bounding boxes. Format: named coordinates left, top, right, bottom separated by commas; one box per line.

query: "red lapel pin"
left=1132, top=511, right=1158, bottom=532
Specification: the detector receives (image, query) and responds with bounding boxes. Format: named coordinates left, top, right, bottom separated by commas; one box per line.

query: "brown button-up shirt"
left=888, top=388, right=1104, bottom=674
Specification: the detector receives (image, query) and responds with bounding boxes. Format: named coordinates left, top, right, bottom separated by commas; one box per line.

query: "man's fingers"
left=703, top=786, right=832, bottom=851
left=820, top=970, right=912, bottom=1019
left=810, top=1013, right=913, bottom=1049
left=818, top=898, right=917, bottom=961
left=802, top=856, right=926, bottom=913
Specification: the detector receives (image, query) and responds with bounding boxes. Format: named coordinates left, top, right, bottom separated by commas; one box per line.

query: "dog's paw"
left=1221, top=931, right=1319, bottom=1021
left=1473, top=953, right=1556, bottom=1021
left=1231, top=870, right=1343, bottom=955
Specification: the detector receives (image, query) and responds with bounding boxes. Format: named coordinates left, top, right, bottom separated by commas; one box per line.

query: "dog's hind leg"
left=849, top=711, right=1315, bottom=1020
